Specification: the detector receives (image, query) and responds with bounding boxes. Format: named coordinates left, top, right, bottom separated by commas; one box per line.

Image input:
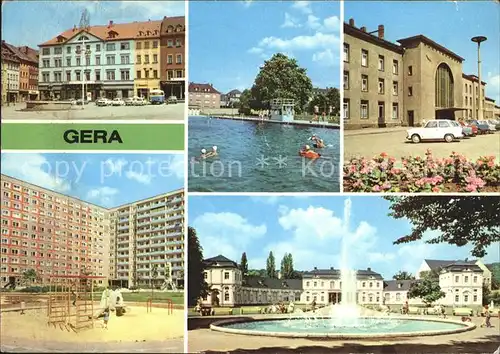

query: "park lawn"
left=91, top=291, right=184, bottom=305
left=188, top=303, right=311, bottom=316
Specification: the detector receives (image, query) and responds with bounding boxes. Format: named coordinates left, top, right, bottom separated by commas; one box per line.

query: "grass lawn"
left=91, top=291, right=184, bottom=305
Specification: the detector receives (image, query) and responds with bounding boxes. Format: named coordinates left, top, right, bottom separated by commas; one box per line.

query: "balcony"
left=137, top=201, right=166, bottom=211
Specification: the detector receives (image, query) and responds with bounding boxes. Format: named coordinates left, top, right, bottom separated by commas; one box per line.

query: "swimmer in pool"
left=199, top=148, right=207, bottom=159
left=205, top=146, right=218, bottom=158
left=309, top=134, right=325, bottom=148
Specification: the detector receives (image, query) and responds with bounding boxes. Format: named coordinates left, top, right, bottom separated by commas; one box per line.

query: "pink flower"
left=380, top=152, right=388, bottom=158
left=432, top=187, right=440, bottom=193
left=372, top=185, right=381, bottom=192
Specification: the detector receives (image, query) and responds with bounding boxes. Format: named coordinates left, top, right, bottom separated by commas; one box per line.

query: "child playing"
left=103, top=308, right=110, bottom=329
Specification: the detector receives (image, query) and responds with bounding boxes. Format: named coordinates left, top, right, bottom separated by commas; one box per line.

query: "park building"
left=200, top=255, right=302, bottom=307
left=1, top=174, right=110, bottom=287
left=301, top=267, right=385, bottom=305
left=0, top=174, right=185, bottom=290
left=108, top=190, right=185, bottom=289
left=416, top=258, right=492, bottom=289
left=343, top=18, right=498, bottom=129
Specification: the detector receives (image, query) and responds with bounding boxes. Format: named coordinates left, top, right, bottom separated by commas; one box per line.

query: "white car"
left=96, top=98, right=112, bottom=107
left=124, top=98, right=135, bottom=106
left=133, top=97, right=146, bottom=106
left=478, top=120, right=496, bottom=132
left=112, top=98, right=125, bottom=106
left=407, top=119, right=464, bottom=143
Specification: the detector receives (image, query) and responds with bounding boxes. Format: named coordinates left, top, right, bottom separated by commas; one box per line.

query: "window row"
left=41, top=69, right=133, bottom=82
left=344, top=71, right=400, bottom=95
left=343, top=99, right=399, bottom=120
left=41, top=53, right=183, bottom=68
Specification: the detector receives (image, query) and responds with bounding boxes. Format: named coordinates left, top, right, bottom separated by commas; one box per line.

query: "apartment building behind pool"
left=0, top=174, right=184, bottom=289
left=343, top=19, right=499, bottom=129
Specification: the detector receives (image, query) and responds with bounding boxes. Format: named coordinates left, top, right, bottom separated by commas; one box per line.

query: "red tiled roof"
left=2, top=41, right=37, bottom=63
left=189, top=82, right=220, bottom=94
left=160, top=16, right=185, bottom=35
left=39, top=20, right=163, bottom=46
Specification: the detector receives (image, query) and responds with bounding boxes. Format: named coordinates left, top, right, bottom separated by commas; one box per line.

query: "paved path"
left=194, top=114, right=340, bottom=129
left=187, top=315, right=500, bottom=353
left=345, top=128, right=500, bottom=162
left=0, top=337, right=184, bottom=353
left=1, top=102, right=184, bottom=120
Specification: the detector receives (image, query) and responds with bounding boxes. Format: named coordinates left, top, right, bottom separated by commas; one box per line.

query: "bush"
left=344, top=150, right=500, bottom=193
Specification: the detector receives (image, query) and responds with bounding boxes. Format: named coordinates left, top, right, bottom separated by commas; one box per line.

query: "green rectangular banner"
left=1, top=123, right=184, bottom=150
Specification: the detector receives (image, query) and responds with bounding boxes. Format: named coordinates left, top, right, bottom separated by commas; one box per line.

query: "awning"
left=435, top=107, right=467, bottom=112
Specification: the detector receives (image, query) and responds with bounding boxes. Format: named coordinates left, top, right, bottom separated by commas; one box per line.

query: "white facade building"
left=438, top=262, right=483, bottom=306
left=417, top=258, right=492, bottom=289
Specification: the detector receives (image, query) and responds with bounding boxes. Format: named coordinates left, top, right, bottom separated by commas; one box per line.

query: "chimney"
left=367, top=267, right=371, bottom=272
left=73, top=25, right=77, bottom=32
left=314, top=267, right=317, bottom=270
left=378, top=25, right=385, bottom=39
left=360, top=26, right=367, bottom=32
left=108, top=20, right=113, bottom=27
left=330, top=267, right=334, bottom=270
left=349, top=18, right=355, bottom=27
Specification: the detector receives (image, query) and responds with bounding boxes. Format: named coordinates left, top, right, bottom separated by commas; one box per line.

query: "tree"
left=21, top=269, right=38, bottom=286
left=238, top=89, right=252, bottom=115
left=251, top=53, right=313, bottom=113
left=385, top=196, right=500, bottom=257
left=280, top=253, right=295, bottom=279
left=266, top=251, right=277, bottom=278
left=408, top=273, right=445, bottom=305
left=483, top=284, right=492, bottom=306
left=392, top=271, right=415, bottom=280
left=240, top=252, right=249, bottom=277
left=307, top=88, right=340, bottom=116
left=188, top=227, right=209, bottom=306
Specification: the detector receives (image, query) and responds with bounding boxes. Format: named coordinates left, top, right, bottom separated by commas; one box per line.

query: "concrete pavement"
left=1, top=102, right=185, bottom=120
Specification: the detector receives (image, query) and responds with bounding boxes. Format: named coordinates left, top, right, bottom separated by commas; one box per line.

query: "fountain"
left=209, top=199, right=476, bottom=339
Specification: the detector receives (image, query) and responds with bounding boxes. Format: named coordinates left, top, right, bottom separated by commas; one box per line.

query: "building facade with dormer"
left=133, top=21, right=162, bottom=99
left=160, top=16, right=185, bottom=100
left=438, top=262, right=483, bottom=306
left=188, top=83, right=221, bottom=110
left=417, top=258, right=492, bottom=289
left=37, top=20, right=175, bottom=101
left=2, top=41, right=39, bottom=102
left=201, top=255, right=302, bottom=307
left=1, top=47, right=20, bottom=103
left=301, top=267, right=385, bottom=305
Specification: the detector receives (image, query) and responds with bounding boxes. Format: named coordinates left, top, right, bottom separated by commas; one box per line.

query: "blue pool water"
left=188, top=116, right=340, bottom=192
left=220, top=317, right=467, bottom=334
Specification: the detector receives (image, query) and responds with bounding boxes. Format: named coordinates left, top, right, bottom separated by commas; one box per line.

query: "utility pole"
left=471, top=36, right=487, bottom=120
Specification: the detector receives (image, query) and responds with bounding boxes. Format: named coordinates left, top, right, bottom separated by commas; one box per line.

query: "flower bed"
left=343, top=150, right=500, bottom=193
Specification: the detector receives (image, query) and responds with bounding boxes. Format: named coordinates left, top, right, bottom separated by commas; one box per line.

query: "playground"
left=0, top=275, right=184, bottom=352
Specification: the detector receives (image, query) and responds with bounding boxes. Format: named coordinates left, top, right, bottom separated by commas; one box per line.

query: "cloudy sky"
left=189, top=0, right=340, bottom=93
left=189, top=195, right=499, bottom=279
left=1, top=1, right=185, bottom=48
left=1, top=153, right=184, bottom=208
left=345, top=0, right=500, bottom=103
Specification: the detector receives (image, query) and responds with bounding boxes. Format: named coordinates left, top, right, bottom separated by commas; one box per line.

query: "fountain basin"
left=210, top=316, right=475, bottom=339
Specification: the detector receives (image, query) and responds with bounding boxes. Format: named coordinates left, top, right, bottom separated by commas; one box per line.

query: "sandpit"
left=1, top=306, right=184, bottom=343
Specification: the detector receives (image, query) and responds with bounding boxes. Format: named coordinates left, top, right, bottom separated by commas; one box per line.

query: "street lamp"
left=77, top=38, right=92, bottom=109
left=471, top=36, right=487, bottom=120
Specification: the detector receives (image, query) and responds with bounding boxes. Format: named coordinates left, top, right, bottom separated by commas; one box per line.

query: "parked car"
left=75, top=98, right=90, bottom=105
left=459, top=120, right=477, bottom=136
left=112, top=98, right=125, bottom=106
left=478, top=120, right=496, bottom=133
left=124, top=98, right=135, bottom=106
left=466, top=119, right=489, bottom=134
left=167, top=95, right=178, bottom=104
left=407, top=119, right=464, bottom=143
left=487, top=119, right=500, bottom=130
left=133, top=96, right=146, bottom=106
left=96, top=98, right=112, bottom=107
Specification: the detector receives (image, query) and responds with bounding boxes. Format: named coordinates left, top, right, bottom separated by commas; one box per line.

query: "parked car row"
left=406, top=118, right=499, bottom=143
left=95, top=97, right=148, bottom=107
